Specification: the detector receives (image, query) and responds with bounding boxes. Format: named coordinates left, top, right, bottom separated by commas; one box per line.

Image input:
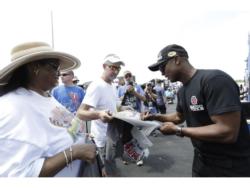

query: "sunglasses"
left=159, top=62, right=168, bottom=73
left=36, top=59, right=60, bottom=71
left=124, top=73, right=132, bottom=78
left=108, top=65, right=121, bottom=72
left=159, top=56, right=178, bottom=73
left=60, top=73, right=70, bottom=77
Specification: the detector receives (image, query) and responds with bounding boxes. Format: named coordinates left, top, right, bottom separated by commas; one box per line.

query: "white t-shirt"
left=82, top=78, right=118, bottom=147
left=0, top=88, right=74, bottom=177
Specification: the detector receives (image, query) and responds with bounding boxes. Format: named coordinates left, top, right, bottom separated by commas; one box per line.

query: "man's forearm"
left=76, top=109, right=100, bottom=121
left=133, top=91, right=146, bottom=102
left=153, top=112, right=184, bottom=124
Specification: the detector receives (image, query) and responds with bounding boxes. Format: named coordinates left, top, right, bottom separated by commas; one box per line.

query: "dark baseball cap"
left=148, top=44, right=189, bottom=71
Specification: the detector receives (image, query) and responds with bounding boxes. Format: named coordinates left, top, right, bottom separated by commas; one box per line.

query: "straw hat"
left=0, top=41, right=81, bottom=85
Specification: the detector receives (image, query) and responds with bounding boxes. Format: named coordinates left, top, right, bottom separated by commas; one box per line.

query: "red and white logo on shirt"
left=189, top=95, right=204, bottom=111
left=191, top=96, right=198, bottom=105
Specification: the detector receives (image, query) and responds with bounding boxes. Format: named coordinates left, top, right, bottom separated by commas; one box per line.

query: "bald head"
left=60, top=70, right=75, bottom=86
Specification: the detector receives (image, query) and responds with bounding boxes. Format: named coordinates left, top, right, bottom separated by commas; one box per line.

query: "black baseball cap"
left=148, top=44, right=189, bottom=71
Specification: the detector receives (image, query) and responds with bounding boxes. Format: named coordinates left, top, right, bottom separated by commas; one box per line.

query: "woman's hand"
left=73, top=144, right=97, bottom=163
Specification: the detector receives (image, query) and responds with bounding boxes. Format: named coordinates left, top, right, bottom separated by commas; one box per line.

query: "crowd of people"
left=1, top=41, right=250, bottom=177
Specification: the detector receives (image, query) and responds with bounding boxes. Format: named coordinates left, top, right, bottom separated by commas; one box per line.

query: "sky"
left=0, top=0, right=250, bottom=84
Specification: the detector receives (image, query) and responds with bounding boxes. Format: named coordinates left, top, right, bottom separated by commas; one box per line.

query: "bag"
left=123, top=139, right=149, bottom=162
left=77, top=121, right=102, bottom=177
left=80, top=157, right=102, bottom=177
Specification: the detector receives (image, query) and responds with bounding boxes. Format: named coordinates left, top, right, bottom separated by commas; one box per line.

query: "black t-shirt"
left=177, top=69, right=250, bottom=157
left=144, top=89, right=157, bottom=107
left=121, top=92, right=137, bottom=109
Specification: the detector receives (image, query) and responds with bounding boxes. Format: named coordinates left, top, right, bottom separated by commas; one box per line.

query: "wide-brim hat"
left=0, top=41, right=81, bottom=85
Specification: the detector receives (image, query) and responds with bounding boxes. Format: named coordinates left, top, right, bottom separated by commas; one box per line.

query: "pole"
left=50, top=11, right=54, bottom=48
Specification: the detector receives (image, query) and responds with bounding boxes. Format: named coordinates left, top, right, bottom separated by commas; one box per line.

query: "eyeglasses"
left=108, top=65, right=121, bottom=72
left=159, top=56, right=178, bottom=73
left=124, top=73, right=132, bottom=79
left=36, top=59, right=60, bottom=71
left=60, top=73, right=70, bottom=77
left=159, top=62, right=168, bottom=73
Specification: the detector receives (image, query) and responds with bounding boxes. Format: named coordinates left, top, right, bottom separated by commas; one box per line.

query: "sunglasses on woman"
left=60, top=73, right=70, bottom=77
left=36, top=58, right=60, bottom=71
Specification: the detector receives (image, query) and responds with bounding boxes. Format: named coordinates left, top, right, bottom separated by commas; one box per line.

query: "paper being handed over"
left=113, top=110, right=162, bottom=136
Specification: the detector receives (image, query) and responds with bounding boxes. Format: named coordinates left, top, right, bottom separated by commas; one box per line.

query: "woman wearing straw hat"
left=0, top=42, right=96, bottom=177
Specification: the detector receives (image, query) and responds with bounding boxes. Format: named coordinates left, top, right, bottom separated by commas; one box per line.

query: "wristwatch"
left=176, top=126, right=184, bottom=137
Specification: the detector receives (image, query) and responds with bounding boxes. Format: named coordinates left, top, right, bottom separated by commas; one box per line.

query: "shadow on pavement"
left=144, top=154, right=175, bottom=173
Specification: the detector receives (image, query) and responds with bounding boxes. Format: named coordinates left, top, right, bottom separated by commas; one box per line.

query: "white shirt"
left=0, top=88, right=74, bottom=177
left=82, top=78, right=118, bottom=147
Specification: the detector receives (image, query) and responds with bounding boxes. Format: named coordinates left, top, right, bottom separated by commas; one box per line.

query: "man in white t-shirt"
left=76, top=54, right=125, bottom=176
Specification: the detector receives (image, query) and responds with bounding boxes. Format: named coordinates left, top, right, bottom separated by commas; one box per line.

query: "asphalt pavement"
left=115, top=101, right=194, bottom=177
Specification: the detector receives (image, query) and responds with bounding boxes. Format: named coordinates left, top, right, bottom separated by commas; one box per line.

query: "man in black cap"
left=142, top=44, right=250, bottom=177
